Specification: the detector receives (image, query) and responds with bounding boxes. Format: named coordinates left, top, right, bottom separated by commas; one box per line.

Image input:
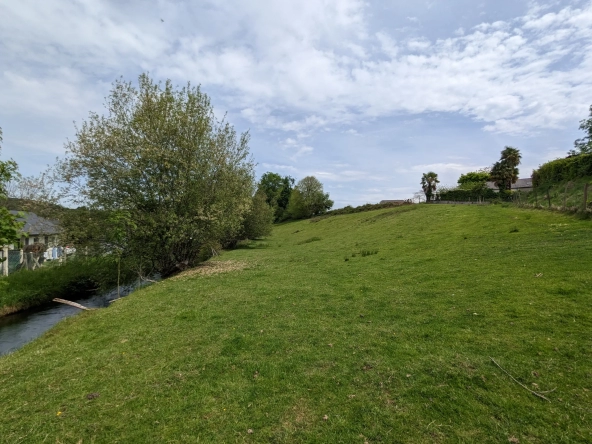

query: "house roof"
left=513, top=178, right=533, bottom=188
left=486, top=178, right=533, bottom=190
left=9, top=211, right=60, bottom=235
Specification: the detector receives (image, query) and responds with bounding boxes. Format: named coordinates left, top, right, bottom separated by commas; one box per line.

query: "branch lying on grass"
left=490, top=357, right=555, bottom=402
left=52, top=298, right=93, bottom=311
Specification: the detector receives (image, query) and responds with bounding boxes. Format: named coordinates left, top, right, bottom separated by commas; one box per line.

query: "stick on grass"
left=490, top=357, right=553, bottom=402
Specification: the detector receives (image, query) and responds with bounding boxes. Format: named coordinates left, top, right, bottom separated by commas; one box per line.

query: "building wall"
left=20, top=234, right=59, bottom=249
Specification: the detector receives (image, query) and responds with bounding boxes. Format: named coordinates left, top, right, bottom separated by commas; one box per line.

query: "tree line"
left=0, top=74, right=333, bottom=278
left=425, top=105, right=592, bottom=203
left=420, top=146, right=523, bottom=202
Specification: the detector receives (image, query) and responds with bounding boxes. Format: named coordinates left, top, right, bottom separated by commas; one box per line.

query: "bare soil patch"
left=171, top=260, right=248, bottom=281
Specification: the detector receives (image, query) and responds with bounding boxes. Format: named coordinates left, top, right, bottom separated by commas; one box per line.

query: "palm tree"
left=421, top=171, right=439, bottom=202
left=491, top=146, right=521, bottom=190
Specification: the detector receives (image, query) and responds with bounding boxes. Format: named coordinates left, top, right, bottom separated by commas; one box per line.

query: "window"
left=25, top=238, right=29, bottom=246
left=44, top=236, right=49, bottom=244
left=33, top=237, right=39, bottom=243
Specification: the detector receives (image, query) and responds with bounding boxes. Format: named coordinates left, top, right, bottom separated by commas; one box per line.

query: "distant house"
left=8, top=211, right=60, bottom=250
left=486, top=178, right=533, bottom=192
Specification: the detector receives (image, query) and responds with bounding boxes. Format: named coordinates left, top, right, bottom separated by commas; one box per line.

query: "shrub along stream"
left=0, top=257, right=135, bottom=316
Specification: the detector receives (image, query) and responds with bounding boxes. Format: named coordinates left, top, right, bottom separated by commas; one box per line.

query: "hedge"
left=533, top=153, right=592, bottom=186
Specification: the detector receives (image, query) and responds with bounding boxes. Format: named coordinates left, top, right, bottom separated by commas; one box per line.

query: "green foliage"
left=277, top=175, right=295, bottom=221
left=0, top=208, right=23, bottom=252
left=532, top=153, right=592, bottom=186
left=569, top=104, right=592, bottom=156
left=0, top=257, right=135, bottom=315
left=258, top=172, right=282, bottom=210
left=257, top=172, right=294, bottom=221
left=240, top=189, right=274, bottom=240
left=287, top=176, right=333, bottom=219
left=490, top=146, right=521, bottom=190
left=0, top=127, right=23, bottom=249
left=57, top=74, right=255, bottom=277
left=458, top=171, right=490, bottom=187
left=420, top=171, right=439, bottom=202
left=438, top=186, right=499, bottom=201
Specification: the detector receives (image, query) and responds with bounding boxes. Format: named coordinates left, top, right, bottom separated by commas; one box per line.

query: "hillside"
left=526, top=176, right=592, bottom=210
left=0, top=204, right=591, bottom=443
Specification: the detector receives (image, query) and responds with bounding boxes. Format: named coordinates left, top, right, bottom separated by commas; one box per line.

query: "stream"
left=0, top=283, right=144, bottom=357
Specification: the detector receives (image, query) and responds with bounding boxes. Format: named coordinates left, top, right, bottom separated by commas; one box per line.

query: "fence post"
left=2, top=247, right=8, bottom=276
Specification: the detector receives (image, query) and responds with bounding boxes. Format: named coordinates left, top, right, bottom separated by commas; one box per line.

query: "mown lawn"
left=0, top=204, right=590, bottom=443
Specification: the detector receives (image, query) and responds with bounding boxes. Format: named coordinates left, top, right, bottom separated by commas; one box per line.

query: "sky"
left=1, top=0, right=592, bottom=208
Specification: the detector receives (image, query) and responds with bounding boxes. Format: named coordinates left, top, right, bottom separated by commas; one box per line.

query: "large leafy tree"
left=457, top=171, right=490, bottom=186
left=420, top=171, right=439, bottom=202
left=456, top=169, right=491, bottom=196
left=277, top=175, right=295, bottom=220
left=241, top=189, right=274, bottom=240
left=287, top=176, right=333, bottom=219
left=569, top=105, right=592, bottom=156
left=0, top=127, right=23, bottom=250
left=257, top=172, right=294, bottom=221
left=58, top=74, right=255, bottom=277
left=490, top=146, right=521, bottom=191
left=258, top=172, right=283, bottom=208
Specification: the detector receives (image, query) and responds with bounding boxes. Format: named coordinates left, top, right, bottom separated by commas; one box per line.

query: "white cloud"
left=409, top=163, right=486, bottom=173
left=2, top=0, right=592, bottom=204
left=261, top=163, right=298, bottom=172
left=3, top=0, right=592, bottom=138
left=290, top=146, right=314, bottom=161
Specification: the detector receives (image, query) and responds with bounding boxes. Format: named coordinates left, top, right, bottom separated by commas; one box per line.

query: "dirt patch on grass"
left=170, top=260, right=248, bottom=281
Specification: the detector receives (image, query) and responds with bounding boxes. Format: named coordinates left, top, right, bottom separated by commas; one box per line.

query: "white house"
left=9, top=211, right=60, bottom=250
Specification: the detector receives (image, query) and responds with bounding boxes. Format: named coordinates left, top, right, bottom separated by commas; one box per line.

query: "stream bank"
left=0, top=282, right=145, bottom=356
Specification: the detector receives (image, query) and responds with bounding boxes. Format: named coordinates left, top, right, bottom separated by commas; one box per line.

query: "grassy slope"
left=0, top=205, right=591, bottom=443
left=526, top=176, right=592, bottom=209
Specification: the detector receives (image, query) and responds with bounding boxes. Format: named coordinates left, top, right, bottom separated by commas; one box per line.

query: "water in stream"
left=0, top=283, right=142, bottom=357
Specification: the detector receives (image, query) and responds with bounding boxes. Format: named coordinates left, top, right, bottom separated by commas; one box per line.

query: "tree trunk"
left=583, top=182, right=589, bottom=211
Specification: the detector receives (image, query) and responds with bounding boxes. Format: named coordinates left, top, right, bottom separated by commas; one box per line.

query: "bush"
left=438, top=187, right=499, bottom=201
left=241, top=190, right=274, bottom=240
left=0, top=257, right=135, bottom=315
left=532, top=153, right=592, bottom=186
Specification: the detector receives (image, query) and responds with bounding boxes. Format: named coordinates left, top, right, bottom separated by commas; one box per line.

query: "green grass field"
left=1, top=204, right=591, bottom=443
